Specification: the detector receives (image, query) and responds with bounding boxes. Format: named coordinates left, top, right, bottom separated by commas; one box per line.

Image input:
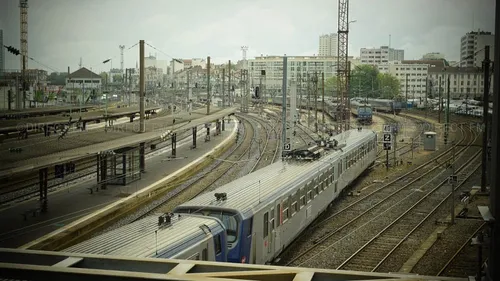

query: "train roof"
left=174, top=129, right=377, bottom=220
left=63, top=214, right=225, bottom=258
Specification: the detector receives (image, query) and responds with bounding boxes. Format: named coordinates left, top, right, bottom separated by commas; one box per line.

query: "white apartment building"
left=460, top=31, right=494, bottom=67
left=360, top=46, right=404, bottom=65
left=376, top=60, right=445, bottom=99
left=428, top=66, right=493, bottom=99
left=248, top=55, right=357, bottom=91
left=422, top=52, right=445, bottom=60
left=319, top=33, right=338, bottom=57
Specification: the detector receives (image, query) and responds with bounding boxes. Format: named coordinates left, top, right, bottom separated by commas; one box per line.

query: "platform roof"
left=0, top=248, right=467, bottom=281
left=0, top=105, right=95, bottom=119
left=0, top=106, right=161, bottom=134
left=0, top=107, right=236, bottom=178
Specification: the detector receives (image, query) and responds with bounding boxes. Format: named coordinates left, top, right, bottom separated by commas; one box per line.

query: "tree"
left=349, top=65, right=380, bottom=98
left=47, top=72, right=68, bottom=85
left=100, top=72, right=108, bottom=83
left=113, top=74, right=123, bottom=83
left=377, top=73, right=401, bottom=99
left=324, top=76, right=337, bottom=97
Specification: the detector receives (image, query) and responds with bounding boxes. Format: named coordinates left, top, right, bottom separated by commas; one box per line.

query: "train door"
left=273, top=200, right=282, bottom=255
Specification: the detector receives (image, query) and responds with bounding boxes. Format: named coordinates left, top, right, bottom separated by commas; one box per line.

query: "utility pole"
left=222, top=68, right=225, bottom=108
left=281, top=56, right=288, bottom=158
left=405, top=73, right=409, bottom=108
left=314, top=71, right=318, bottom=133
left=228, top=60, right=232, bottom=106
left=307, top=73, right=311, bottom=128
left=438, top=76, right=442, bottom=123
left=450, top=142, right=456, bottom=225
left=322, top=72, right=325, bottom=125
left=139, top=40, right=145, bottom=133
left=207, top=56, right=211, bottom=115
left=481, top=45, right=490, bottom=193
left=445, top=75, right=450, bottom=145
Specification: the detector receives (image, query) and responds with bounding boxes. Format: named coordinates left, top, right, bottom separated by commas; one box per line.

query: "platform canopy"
left=0, top=248, right=466, bottom=281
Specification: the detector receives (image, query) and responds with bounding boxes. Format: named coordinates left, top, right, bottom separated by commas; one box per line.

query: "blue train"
left=365, top=98, right=403, bottom=114
left=350, top=100, right=373, bottom=124
left=64, top=128, right=378, bottom=264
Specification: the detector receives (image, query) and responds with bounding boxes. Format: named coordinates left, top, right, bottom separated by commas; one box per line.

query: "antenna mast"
left=19, top=0, right=28, bottom=109
left=240, top=46, right=249, bottom=113
left=336, top=0, right=350, bottom=133
left=119, top=45, right=125, bottom=73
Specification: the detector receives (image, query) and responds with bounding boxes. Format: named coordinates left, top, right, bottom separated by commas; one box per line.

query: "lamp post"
left=102, top=59, right=112, bottom=119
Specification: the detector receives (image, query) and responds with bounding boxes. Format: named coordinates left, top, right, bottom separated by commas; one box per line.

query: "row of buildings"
left=245, top=30, right=494, bottom=99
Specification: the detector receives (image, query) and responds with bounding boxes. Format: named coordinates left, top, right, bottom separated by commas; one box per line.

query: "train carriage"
left=63, top=214, right=228, bottom=262
left=174, top=129, right=378, bottom=264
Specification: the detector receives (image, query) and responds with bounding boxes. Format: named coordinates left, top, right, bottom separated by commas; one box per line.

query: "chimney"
left=67, top=67, right=70, bottom=75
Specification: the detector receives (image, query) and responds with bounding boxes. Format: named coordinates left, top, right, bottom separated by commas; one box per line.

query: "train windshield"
left=358, top=106, right=372, bottom=113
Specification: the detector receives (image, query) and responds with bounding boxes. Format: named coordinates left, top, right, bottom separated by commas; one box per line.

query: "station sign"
left=283, top=143, right=291, bottom=151
left=383, top=143, right=391, bottom=150
left=383, top=124, right=392, bottom=133
left=383, top=133, right=392, bottom=143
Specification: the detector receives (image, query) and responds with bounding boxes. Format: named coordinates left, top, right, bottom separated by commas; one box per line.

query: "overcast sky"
left=0, top=0, right=495, bottom=74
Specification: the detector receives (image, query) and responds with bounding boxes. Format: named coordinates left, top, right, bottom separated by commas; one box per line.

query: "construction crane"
left=336, top=0, right=350, bottom=133
left=19, top=0, right=28, bottom=109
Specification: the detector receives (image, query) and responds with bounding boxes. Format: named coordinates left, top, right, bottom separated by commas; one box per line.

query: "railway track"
left=125, top=114, right=259, bottom=222
left=279, top=124, right=478, bottom=267
left=0, top=125, right=201, bottom=206
left=247, top=114, right=281, bottom=172
left=336, top=150, right=482, bottom=272
left=437, top=222, right=487, bottom=277
left=0, top=107, right=180, bottom=195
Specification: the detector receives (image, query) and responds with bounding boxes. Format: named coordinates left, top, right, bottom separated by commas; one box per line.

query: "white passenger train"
left=64, top=128, right=378, bottom=264
left=64, top=214, right=228, bottom=262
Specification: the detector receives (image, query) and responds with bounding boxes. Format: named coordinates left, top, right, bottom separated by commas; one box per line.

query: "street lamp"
left=102, top=59, right=112, bottom=118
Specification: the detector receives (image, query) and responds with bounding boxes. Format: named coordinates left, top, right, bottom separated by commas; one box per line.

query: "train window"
left=307, top=191, right=312, bottom=201
left=215, top=235, right=222, bottom=254
left=301, top=195, right=306, bottom=206
left=202, top=248, right=208, bottom=261
left=247, top=219, right=253, bottom=237
left=276, top=204, right=280, bottom=226
left=263, top=212, right=269, bottom=238
left=335, top=182, right=338, bottom=193
left=292, top=202, right=298, bottom=214
left=283, top=207, right=289, bottom=221
left=315, top=186, right=319, bottom=196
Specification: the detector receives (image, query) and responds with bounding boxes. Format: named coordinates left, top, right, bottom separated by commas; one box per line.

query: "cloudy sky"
left=0, top=0, right=495, bottom=74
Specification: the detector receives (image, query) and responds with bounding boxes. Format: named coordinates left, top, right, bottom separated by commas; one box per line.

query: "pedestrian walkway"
left=0, top=120, right=237, bottom=248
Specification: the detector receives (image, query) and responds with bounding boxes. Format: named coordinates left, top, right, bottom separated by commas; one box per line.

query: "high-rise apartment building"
left=460, top=30, right=494, bottom=67
left=319, top=33, right=338, bottom=56
left=360, top=46, right=404, bottom=65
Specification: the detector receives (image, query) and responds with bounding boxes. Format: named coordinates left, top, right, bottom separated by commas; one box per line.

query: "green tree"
left=349, top=65, right=380, bottom=98
left=100, top=72, right=108, bottom=83
left=324, top=76, right=337, bottom=97
left=377, top=73, right=401, bottom=99
left=113, top=74, right=123, bottom=83
left=47, top=72, right=68, bottom=85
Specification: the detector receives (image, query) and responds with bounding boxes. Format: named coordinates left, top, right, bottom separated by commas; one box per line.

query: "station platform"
left=0, top=119, right=237, bottom=248
left=0, top=106, right=236, bottom=177
left=0, top=105, right=95, bottom=119
left=0, top=105, right=161, bottom=135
